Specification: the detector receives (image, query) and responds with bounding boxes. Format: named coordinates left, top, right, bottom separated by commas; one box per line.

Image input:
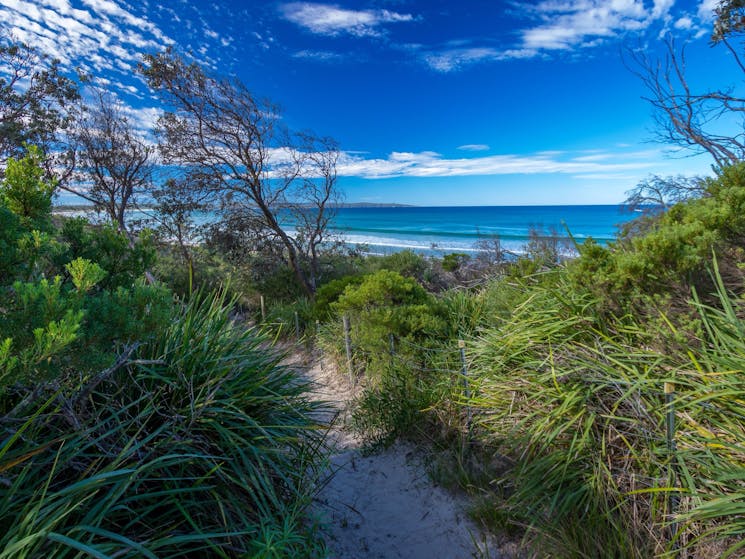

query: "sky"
left=0, top=0, right=737, bottom=205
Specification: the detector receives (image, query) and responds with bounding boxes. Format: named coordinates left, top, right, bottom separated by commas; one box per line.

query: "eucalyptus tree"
left=624, top=174, right=707, bottom=214
left=66, top=89, right=154, bottom=241
left=150, top=176, right=209, bottom=291
left=0, top=32, right=78, bottom=178
left=140, top=51, right=341, bottom=296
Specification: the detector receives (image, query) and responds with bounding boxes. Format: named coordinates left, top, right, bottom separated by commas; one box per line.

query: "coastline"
left=52, top=203, right=631, bottom=256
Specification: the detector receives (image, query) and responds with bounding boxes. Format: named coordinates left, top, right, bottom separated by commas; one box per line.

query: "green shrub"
left=60, top=218, right=155, bottom=290
left=569, top=163, right=745, bottom=315
left=0, top=204, right=23, bottom=281
left=0, top=276, right=84, bottom=388
left=313, top=274, right=363, bottom=320
left=369, top=249, right=429, bottom=279
left=0, top=145, right=55, bottom=230
left=332, top=270, right=443, bottom=348
left=80, top=282, right=174, bottom=368
left=442, top=252, right=470, bottom=272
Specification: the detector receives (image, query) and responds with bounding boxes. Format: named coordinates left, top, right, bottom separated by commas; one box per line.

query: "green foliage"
left=0, top=204, right=23, bottom=281
left=442, top=252, right=470, bottom=272
left=332, top=270, right=443, bottom=343
left=313, top=274, right=363, bottom=320
left=65, top=257, right=106, bottom=293
left=570, top=163, right=745, bottom=316
left=461, top=265, right=745, bottom=557
left=335, top=269, right=429, bottom=309
left=151, top=245, right=247, bottom=303
left=0, top=191, right=169, bottom=385
left=351, top=364, right=443, bottom=450
left=254, top=262, right=307, bottom=302
left=80, top=283, right=174, bottom=368
left=369, top=249, right=429, bottom=280
left=61, top=218, right=155, bottom=289
left=261, top=297, right=315, bottom=340
left=0, top=145, right=55, bottom=229
left=0, top=288, right=82, bottom=390
left=15, top=228, right=68, bottom=281
left=0, top=289, right=325, bottom=557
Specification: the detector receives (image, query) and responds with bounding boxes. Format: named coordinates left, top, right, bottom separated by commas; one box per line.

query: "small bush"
left=442, top=252, right=470, bottom=272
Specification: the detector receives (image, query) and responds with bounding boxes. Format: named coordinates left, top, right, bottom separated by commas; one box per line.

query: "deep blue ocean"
left=325, top=205, right=636, bottom=255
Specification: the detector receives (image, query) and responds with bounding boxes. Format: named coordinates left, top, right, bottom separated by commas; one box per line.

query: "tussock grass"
left=467, top=269, right=745, bottom=558
left=0, top=289, right=326, bottom=558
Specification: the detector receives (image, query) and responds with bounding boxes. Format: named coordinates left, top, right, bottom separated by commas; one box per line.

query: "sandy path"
left=289, top=350, right=510, bottom=559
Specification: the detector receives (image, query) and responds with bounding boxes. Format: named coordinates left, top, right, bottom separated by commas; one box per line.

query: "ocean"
left=55, top=204, right=638, bottom=256
left=324, top=205, right=637, bottom=256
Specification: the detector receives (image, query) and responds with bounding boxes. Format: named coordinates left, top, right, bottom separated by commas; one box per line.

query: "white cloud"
left=652, top=0, right=675, bottom=19
left=0, top=0, right=174, bottom=79
left=292, top=49, right=345, bottom=62
left=421, top=45, right=541, bottom=72
left=423, top=47, right=501, bottom=71
left=280, top=2, right=414, bottom=37
left=415, top=0, right=685, bottom=72
left=334, top=149, right=659, bottom=179
left=674, top=16, right=694, bottom=30
left=519, top=0, right=667, bottom=52
left=697, top=0, right=718, bottom=22
left=457, top=144, right=490, bottom=152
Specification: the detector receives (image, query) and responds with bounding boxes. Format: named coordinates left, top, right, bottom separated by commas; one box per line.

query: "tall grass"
left=467, top=269, right=745, bottom=558
left=673, top=273, right=745, bottom=558
left=0, top=289, right=326, bottom=558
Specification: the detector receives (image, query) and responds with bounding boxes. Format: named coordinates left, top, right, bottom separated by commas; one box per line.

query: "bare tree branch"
left=63, top=88, right=154, bottom=241
left=626, top=32, right=745, bottom=168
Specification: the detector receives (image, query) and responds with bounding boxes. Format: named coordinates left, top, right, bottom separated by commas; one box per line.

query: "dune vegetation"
left=310, top=164, right=745, bottom=558
left=3, top=8, right=745, bottom=556
left=4, top=143, right=745, bottom=557
left=0, top=149, right=326, bottom=557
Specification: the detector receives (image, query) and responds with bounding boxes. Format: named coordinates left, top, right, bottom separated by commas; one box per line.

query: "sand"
left=289, top=349, right=513, bottom=559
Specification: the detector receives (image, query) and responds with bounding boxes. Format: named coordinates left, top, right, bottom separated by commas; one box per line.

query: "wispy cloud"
left=421, top=45, right=538, bottom=71
left=423, top=47, right=500, bottom=72
left=280, top=2, right=414, bottom=37
left=697, top=0, right=718, bottom=22
left=0, top=0, right=173, bottom=82
left=0, top=0, right=248, bottom=99
left=518, top=0, right=670, bottom=52
left=335, top=149, right=659, bottom=179
left=417, top=0, right=714, bottom=72
left=457, top=144, right=490, bottom=152
left=291, top=49, right=346, bottom=62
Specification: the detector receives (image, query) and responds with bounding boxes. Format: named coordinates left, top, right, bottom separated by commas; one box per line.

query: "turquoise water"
left=56, top=204, right=638, bottom=256
left=325, top=205, right=636, bottom=255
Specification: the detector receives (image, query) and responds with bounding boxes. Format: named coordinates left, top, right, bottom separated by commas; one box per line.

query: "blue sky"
left=1, top=0, right=735, bottom=205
